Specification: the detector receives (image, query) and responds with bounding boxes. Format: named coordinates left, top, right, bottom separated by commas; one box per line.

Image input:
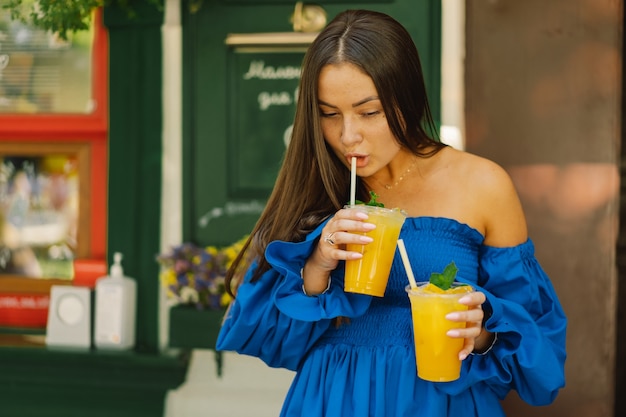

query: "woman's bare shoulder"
left=442, top=148, right=511, bottom=189
left=445, top=148, right=528, bottom=246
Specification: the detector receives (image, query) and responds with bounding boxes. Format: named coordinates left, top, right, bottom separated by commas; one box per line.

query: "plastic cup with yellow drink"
left=404, top=261, right=473, bottom=382
left=344, top=203, right=407, bottom=297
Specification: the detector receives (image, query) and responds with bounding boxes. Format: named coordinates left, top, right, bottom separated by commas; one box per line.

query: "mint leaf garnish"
left=354, top=191, right=385, bottom=207
left=429, top=261, right=459, bottom=290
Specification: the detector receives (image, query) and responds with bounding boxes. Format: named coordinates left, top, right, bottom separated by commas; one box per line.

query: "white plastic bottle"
left=94, top=252, right=137, bottom=350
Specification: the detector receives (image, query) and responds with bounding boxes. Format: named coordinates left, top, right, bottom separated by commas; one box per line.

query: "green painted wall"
left=105, top=1, right=164, bottom=352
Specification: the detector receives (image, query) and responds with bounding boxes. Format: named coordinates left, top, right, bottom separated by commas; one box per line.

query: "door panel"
left=183, top=0, right=441, bottom=246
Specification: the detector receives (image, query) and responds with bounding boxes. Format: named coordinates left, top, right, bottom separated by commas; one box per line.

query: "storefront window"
left=0, top=9, right=94, bottom=114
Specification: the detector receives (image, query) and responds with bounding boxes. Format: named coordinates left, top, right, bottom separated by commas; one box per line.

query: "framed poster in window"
left=0, top=141, right=91, bottom=280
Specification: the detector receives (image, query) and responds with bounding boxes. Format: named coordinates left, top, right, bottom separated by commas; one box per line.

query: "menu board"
left=226, top=49, right=304, bottom=198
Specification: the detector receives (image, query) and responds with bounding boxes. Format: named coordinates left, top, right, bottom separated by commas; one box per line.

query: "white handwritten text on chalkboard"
left=258, top=91, right=292, bottom=110
left=243, top=60, right=301, bottom=80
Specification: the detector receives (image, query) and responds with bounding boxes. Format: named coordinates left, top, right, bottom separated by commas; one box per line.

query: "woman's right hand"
left=301, top=207, right=375, bottom=295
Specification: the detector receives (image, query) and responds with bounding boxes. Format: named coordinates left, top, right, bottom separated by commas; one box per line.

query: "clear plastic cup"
left=343, top=205, right=406, bottom=297
left=406, top=282, right=473, bottom=382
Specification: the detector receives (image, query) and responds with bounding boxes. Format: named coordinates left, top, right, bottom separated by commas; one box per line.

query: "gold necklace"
left=381, top=158, right=418, bottom=190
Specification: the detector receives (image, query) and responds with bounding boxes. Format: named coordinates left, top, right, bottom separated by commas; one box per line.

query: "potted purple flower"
left=156, top=237, right=247, bottom=351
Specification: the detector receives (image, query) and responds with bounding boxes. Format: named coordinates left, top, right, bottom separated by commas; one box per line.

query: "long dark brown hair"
left=225, top=9, right=445, bottom=296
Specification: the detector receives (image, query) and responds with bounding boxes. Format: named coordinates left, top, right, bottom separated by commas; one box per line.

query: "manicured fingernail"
left=360, top=236, right=374, bottom=243
left=355, top=212, right=368, bottom=220
left=363, top=223, right=376, bottom=230
left=446, top=313, right=460, bottom=320
left=459, top=352, right=468, bottom=361
left=447, top=329, right=460, bottom=337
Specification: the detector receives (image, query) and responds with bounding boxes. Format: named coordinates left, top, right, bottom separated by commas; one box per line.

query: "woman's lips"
left=346, top=155, right=369, bottom=168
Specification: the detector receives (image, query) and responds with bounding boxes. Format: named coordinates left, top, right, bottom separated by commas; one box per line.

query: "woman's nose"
left=340, top=118, right=362, bottom=146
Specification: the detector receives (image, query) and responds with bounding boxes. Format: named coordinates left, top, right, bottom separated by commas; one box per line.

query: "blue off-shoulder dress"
left=216, top=217, right=567, bottom=417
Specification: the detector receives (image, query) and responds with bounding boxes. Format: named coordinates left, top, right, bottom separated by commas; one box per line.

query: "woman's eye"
left=320, top=111, right=337, bottom=118
left=363, top=110, right=381, bottom=117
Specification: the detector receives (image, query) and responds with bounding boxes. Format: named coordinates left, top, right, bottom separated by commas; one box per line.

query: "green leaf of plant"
left=365, top=191, right=384, bottom=207
left=429, top=272, right=447, bottom=289
left=429, top=261, right=458, bottom=290
left=442, top=261, right=458, bottom=283
left=2, top=0, right=163, bottom=40
left=350, top=191, right=385, bottom=207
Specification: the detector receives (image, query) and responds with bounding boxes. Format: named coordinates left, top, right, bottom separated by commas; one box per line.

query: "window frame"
left=0, top=10, right=108, bottom=300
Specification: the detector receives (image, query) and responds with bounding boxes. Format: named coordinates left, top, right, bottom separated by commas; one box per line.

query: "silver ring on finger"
left=323, top=232, right=336, bottom=246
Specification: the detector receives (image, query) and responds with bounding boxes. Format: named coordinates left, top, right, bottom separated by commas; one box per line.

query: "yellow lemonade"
left=344, top=205, right=406, bottom=297
left=406, top=283, right=473, bottom=382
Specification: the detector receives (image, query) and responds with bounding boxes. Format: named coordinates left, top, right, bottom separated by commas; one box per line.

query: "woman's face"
left=317, top=63, right=401, bottom=177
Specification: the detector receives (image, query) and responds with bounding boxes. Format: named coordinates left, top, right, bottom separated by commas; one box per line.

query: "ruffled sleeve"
left=216, top=220, right=372, bottom=371
left=440, top=239, right=567, bottom=405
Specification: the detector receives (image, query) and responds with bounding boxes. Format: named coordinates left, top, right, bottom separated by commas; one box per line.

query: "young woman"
left=217, top=9, right=566, bottom=417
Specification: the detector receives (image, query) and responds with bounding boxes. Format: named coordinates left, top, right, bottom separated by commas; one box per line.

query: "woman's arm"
left=217, top=221, right=372, bottom=370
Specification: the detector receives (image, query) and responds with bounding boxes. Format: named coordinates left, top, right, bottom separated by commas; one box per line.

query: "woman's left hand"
left=444, top=290, right=492, bottom=360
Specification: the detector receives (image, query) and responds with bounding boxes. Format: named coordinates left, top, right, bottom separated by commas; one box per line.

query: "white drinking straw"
left=397, top=239, right=418, bottom=289
left=350, top=157, right=357, bottom=206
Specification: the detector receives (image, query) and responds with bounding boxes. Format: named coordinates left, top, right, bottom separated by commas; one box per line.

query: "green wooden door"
left=183, top=0, right=441, bottom=246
